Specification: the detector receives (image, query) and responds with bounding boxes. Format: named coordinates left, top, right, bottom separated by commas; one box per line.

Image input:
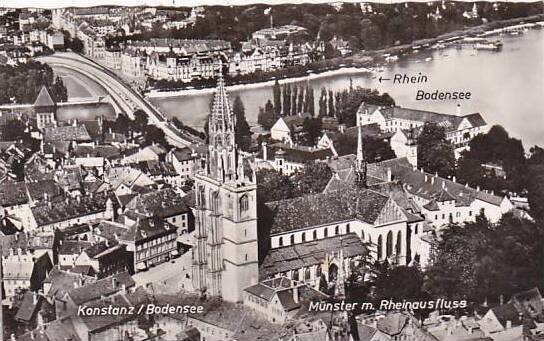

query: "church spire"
left=207, top=62, right=238, bottom=182
left=355, top=124, right=367, bottom=187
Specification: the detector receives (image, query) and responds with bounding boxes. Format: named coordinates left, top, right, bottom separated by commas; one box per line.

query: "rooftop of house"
left=72, top=144, right=121, bottom=159
left=125, top=187, right=190, bottom=219
left=260, top=233, right=367, bottom=279
left=359, top=103, right=487, bottom=132
left=67, top=271, right=134, bottom=305
left=26, top=179, right=64, bottom=202
left=0, top=180, right=28, bottom=207
left=172, top=146, right=195, bottom=161
left=263, top=187, right=390, bottom=235
left=117, top=215, right=177, bottom=243
left=187, top=298, right=283, bottom=340
left=58, top=240, right=94, bottom=255
left=43, top=125, right=92, bottom=142
left=368, top=157, right=505, bottom=207
left=31, top=193, right=109, bottom=227
left=0, top=233, right=54, bottom=256
left=269, top=144, right=335, bottom=164
left=128, top=160, right=177, bottom=177
left=33, top=86, right=55, bottom=108
left=44, top=267, right=97, bottom=300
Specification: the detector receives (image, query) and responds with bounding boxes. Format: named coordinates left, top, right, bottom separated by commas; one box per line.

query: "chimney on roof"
left=452, top=176, right=456, bottom=183
left=387, top=167, right=392, bottom=182
left=431, top=176, right=435, bottom=185
left=33, top=291, right=38, bottom=305
left=442, top=181, right=445, bottom=189
left=477, top=186, right=480, bottom=191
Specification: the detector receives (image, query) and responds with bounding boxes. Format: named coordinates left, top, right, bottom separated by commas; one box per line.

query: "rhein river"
left=150, top=29, right=544, bottom=149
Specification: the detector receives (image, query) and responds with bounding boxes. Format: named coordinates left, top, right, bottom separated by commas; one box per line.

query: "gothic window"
left=346, top=224, right=350, bottom=233
left=198, top=186, right=206, bottom=207
left=290, top=235, right=295, bottom=245
left=304, top=267, right=311, bottom=280
left=335, top=225, right=339, bottom=235
left=361, top=230, right=364, bottom=240
left=292, top=270, right=299, bottom=281
left=301, top=232, right=306, bottom=242
left=396, top=231, right=402, bottom=256
left=278, top=237, right=283, bottom=247
left=313, top=230, right=317, bottom=240
left=386, top=231, right=393, bottom=258
left=377, top=235, right=383, bottom=260
left=316, top=264, right=322, bottom=277
left=414, top=224, right=418, bottom=234
left=239, top=195, right=249, bottom=216
left=211, top=191, right=220, bottom=213
left=324, top=228, right=328, bottom=238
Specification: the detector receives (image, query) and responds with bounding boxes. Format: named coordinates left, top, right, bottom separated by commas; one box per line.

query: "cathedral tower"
left=192, top=71, right=259, bottom=302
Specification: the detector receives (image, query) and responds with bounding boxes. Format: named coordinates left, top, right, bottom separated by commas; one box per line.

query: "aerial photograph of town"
left=0, top=0, right=542, bottom=340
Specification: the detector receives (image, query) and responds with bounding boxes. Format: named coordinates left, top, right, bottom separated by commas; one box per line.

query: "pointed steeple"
left=355, top=124, right=367, bottom=188
left=207, top=62, right=238, bottom=182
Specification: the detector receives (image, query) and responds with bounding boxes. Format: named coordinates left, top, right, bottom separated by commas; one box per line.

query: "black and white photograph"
left=0, top=0, right=543, bottom=340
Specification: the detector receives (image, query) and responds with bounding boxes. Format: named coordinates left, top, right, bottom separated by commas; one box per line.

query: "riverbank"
left=146, top=66, right=372, bottom=99
left=146, top=13, right=543, bottom=100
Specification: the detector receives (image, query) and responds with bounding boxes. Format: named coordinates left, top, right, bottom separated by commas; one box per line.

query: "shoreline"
left=145, top=13, right=543, bottom=100
left=145, top=66, right=372, bottom=99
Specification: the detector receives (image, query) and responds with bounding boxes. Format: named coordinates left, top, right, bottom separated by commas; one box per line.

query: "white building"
left=356, top=102, right=488, bottom=157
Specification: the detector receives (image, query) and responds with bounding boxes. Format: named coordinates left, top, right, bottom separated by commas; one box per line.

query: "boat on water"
left=385, top=55, right=398, bottom=62
left=474, top=40, right=503, bottom=51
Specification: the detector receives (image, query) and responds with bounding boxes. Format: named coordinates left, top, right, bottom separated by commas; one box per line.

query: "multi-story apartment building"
left=146, top=52, right=217, bottom=82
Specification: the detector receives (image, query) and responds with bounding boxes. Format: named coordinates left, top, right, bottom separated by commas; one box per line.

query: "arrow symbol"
left=378, top=76, right=391, bottom=83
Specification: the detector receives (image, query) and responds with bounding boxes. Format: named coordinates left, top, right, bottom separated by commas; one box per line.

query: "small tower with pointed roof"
left=355, top=125, right=367, bottom=188
left=192, top=65, right=258, bottom=302
left=33, top=86, right=57, bottom=130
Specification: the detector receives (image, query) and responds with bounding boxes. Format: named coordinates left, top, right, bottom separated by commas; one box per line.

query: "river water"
left=150, top=29, right=544, bottom=149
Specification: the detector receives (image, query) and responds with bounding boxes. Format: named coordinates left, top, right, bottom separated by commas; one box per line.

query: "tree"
left=297, top=85, right=304, bottom=113
left=299, top=117, right=322, bottom=146
left=133, top=110, right=148, bottom=132
left=305, top=86, right=315, bottom=116
left=328, top=90, right=335, bottom=117
left=291, top=85, right=298, bottom=116
left=292, top=162, right=333, bottom=196
left=273, top=80, right=281, bottom=116
left=282, top=84, right=291, bottom=116
left=257, top=100, right=277, bottom=131
left=1, top=119, right=27, bottom=141
left=374, top=266, right=429, bottom=302
left=527, top=164, right=544, bottom=221
left=318, top=88, right=327, bottom=117
left=232, top=96, right=251, bottom=151
left=334, top=133, right=395, bottom=162
left=70, top=37, right=84, bottom=53
left=426, top=213, right=544, bottom=303
left=335, top=87, right=395, bottom=126
left=417, top=122, right=455, bottom=178
left=50, top=76, right=68, bottom=103
left=456, top=125, right=527, bottom=194
left=144, top=125, right=169, bottom=147
left=256, top=168, right=296, bottom=204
